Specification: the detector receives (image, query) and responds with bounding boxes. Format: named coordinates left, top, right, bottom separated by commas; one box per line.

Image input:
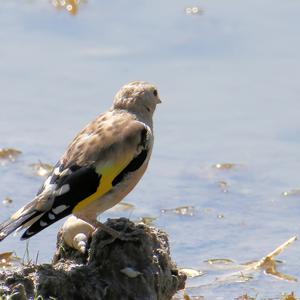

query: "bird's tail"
left=0, top=208, right=42, bottom=241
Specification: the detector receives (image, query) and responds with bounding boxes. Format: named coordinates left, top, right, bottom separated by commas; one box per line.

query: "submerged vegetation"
left=50, top=0, right=87, bottom=15
left=0, top=148, right=22, bottom=164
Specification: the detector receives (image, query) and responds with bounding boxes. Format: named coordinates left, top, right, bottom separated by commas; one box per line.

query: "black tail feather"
left=0, top=210, right=42, bottom=241
left=21, top=206, right=72, bottom=240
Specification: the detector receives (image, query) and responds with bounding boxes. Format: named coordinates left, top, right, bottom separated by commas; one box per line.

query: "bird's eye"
left=153, top=89, right=158, bottom=97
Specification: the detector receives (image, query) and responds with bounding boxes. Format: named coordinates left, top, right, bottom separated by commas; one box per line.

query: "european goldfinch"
left=0, top=81, right=161, bottom=241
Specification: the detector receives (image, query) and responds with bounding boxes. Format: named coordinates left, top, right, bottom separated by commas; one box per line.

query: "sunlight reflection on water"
left=1, top=0, right=300, bottom=298
left=51, top=0, right=87, bottom=15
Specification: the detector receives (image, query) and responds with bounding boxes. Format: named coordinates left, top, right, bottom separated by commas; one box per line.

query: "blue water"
left=1, top=1, right=300, bottom=298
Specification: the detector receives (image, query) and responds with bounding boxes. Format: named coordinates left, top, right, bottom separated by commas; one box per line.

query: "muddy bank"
left=0, top=218, right=186, bottom=300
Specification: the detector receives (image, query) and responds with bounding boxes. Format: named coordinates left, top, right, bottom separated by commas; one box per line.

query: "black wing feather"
left=21, top=166, right=101, bottom=239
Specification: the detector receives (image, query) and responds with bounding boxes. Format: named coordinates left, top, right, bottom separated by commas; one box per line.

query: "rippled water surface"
left=1, top=1, right=300, bottom=299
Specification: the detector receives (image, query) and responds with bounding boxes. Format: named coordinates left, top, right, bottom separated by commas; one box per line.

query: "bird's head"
left=113, top=81, right=161, bottom=115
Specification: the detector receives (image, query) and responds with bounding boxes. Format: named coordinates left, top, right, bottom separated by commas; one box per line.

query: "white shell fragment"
left=62, top=216, right=95, bottom=253
left=73, top=233, right=88, bottom=253
left=179, top=268, right=204, bottom=278
left=120, top=267, right=142, bottom=278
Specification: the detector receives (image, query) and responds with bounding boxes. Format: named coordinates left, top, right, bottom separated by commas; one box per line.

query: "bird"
left=0, top=81, right=161, bottom=241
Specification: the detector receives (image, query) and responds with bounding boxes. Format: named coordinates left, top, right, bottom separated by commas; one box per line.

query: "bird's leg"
left=75, top=214, right=122, bottom=239
left=92, top=220, right=139, bottom=242
left=92, top=220, right=122, bottom=239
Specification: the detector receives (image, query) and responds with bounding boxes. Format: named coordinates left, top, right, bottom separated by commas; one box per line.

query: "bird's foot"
left=92, top=220, right=140, bottom=242
left=94, top=221, right=122, bottom=240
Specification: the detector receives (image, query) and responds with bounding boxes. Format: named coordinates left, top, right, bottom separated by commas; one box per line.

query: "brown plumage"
left=0, top=81, right=161, bottom=241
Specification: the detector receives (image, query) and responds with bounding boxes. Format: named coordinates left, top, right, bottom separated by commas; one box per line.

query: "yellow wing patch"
left=72, top=155, right=132, bottom=213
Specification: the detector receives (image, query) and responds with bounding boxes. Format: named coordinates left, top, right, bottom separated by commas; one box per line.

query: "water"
left=1, top=0, right=300, bottom=298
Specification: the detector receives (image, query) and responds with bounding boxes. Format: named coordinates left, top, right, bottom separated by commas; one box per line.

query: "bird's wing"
left=0, top=113, right=151, bottom=240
